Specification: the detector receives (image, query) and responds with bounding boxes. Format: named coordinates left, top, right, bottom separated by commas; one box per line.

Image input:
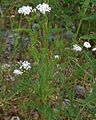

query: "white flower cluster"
left=18, top=6, right=32, bottom=15
left=54, top=55, right=60, bottom=59
left=2, top=64, right=10, bottom=69
left=18, top=3, right=51, bottom=15
left=83, top=42, right=91, bottom=48
left=73, top=44, right=82, bottom=52
left=13, top=69, right=23, bottom=75
left=13, top=61, right=31, bottom=76
left=11, top=116, right=20, bottom=120
left=19, top=61, right=31, bottom=70
left=92, top=48, right=96, bottom=51
left=83, top=41, right=96, bottom=51
left=36, top=3, right=51, bottom=14
left=73, top=41, right=96, bottom=52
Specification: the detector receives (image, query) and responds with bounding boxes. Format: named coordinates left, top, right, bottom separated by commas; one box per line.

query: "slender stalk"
left=75, top=0, right=90, bottom=40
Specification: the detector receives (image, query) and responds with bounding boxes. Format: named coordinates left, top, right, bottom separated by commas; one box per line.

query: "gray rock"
left=49, top=32, right=55, bottom=41
left=3, top=31, right=20, bottom=63
left=64, top=98, right=70, bottom=106
left=76, top=85, right=85, bottom=98
left=65, top=31, right=72, bottom=40
left=32, top=23, right=40, bottom=30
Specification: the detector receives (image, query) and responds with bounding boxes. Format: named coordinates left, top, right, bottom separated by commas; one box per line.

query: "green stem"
left=75, top=0, right=90, bottom=40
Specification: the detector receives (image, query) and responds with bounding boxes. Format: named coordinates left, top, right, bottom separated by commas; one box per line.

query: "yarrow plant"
left=11, top=116, right=20, bottom=120
left=54, top=55, right=60, bottom=59
left=19, top=61, right=31, bottom=70
left=36, top=3, right=51, bottom=14
left=1, top=1, right=96, bottom=120
left=92, top=48, right=96, bottom=51
left=83, top=42, right=91, bottom=48
left=2, top=64, right=10, bottom=69
left=13, top=61, right=31, bottom=76
left=18, top=3, right=51, bottom=16
left=72, top=44, right=82, bottom=52
left=18, top=6, right=32, bottom=15
left=13, top=69, right=23, bottom=76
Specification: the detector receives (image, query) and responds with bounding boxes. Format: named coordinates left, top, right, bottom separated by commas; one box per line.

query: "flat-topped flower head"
left=11, top=116, right=20, bottom=120
left=19, top=61, right=31, bottom=70
left=92, top=48, right=96, bottom=51
left=54, top=55, right=59, bottom=59
left=2, top=64, right=10, bottom=69
left=32, top=8, right=36, bottom=12
left=84, top=42, right=91, bottom=48
left=36, top=3, right=51, bottom=14
left=13, top=69, right=23, bottom=76
left=18, top=6, right=32, bottom=15
left=73, top=44, right=82, bottom=52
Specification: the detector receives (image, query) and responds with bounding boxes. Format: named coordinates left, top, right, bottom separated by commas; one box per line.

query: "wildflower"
left=57, top=64, right=59, bottom=68
left=92, top=48, right=96, bottom=51
left=54, top=55, right=59, bottom=59
left=19, top=61, right=31, bottom=70
left=18, top=6, right=32, bottom=15
left=32, top=8, right=36, bottom=12
left=13, top=69, right=23, bottom=75
left=36, top=3, right=51, bottom=14
left=84, top=42, right=91, bottom=48
left=2, top=64, right=10, bottom=69
left=72, top=44, right=82, bottom=52
left=11, top=116, right=20, bottom=120
left=11, top=15, right=15, bottom=18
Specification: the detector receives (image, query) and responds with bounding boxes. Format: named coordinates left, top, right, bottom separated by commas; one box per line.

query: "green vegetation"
left=0, top=0, right=96, bottom=119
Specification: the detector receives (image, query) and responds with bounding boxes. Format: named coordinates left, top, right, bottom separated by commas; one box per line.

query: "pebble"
left=32, top=23, right=40, bottom=30
left=64, top=98, right=70, bottom=106
left=4, top=31, right=19, bottom=63
left=65, top=31, right=72, bottom=41
left=75, top=85, right=85, bottom=98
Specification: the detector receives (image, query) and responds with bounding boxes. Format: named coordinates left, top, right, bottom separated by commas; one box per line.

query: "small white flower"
left=92, top=48, right=96, bottom=51
left=18, top=6, right=32, bottom=15
left=11, top=15, right=15, bottom=18
left=36, top=3, right=51, bottom=14
left=84, top=42, right=91, bottom=48
left=54, top=55, right=59, bottom=59
left=13, top=69, right=23, bottom=75
left=19, top=61, right=31, bottom=70
left=32, top=8, right=36, bottom=12
left=73, top=44, right=82, bottom=52
left=2, top=64, right=10, bottom=69
left=57, top=64, right=59, bottom=68
left=11, top=116, right=20, bottom=120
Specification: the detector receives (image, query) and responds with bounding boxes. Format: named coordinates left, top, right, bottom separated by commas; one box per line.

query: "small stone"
left=75, top=85, right=85, bottom=98
left=65, top=31, right=72, bottom=40
left=49, top=32, right=55, bottom=41
left=64, top=99, right=70, bottom=106
left=32, top=23, right=40, bottom=30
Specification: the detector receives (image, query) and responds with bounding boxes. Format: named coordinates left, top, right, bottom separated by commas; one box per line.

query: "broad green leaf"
left=80, top=34, right=96, bottom=40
